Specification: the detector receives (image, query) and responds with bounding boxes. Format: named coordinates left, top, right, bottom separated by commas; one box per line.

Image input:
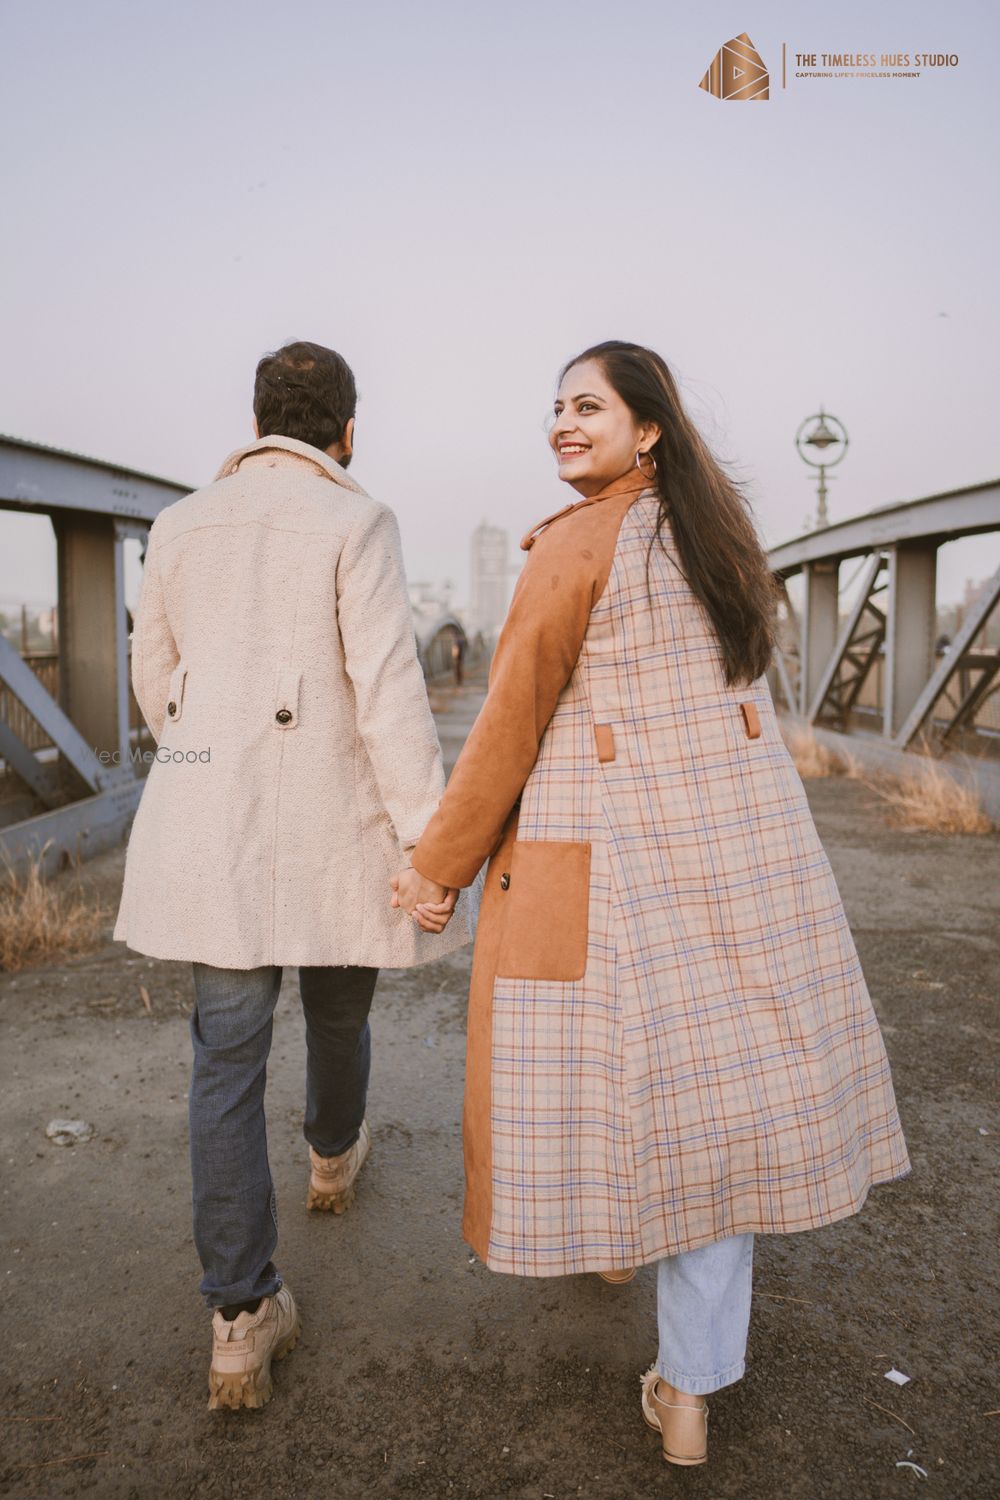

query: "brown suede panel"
left=411, top=470, right=651, bottom=891
left=461, top=808, right=521, bottom=1261
left=495, top=840, right=591, bottom=981
left=595, top=723, right=616, bottom=763
left=414, top=469, right=654, bottom=1264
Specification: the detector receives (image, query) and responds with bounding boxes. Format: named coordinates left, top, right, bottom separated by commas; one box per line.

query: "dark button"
left=500, top=872, right=510, bottom=891
left=275, top=708, right=292, bottom=725
left=167, top=701, right=177, bottom=717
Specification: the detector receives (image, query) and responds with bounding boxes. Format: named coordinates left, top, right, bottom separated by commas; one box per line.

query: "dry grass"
left=864, top=758, right=994, bottom=835
left=783, top=723, right=850, bottom=779
left=782, top=722, right=994, bottom=834
left=0, top=843, right=112, bottom=973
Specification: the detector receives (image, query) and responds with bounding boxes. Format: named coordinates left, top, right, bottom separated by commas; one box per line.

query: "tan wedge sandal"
left=640, top=1365, right=708, bottom=1466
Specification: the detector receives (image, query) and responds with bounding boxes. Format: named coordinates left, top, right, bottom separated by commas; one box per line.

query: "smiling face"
left=548, top=358, right=660, bottom=498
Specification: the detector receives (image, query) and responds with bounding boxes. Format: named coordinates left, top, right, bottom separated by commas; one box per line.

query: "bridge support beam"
left=53, top=510, right=130, bottom=764
left=884, top=541, right=937, bottom=738
left=800, top=560, right=839, bottom=716
left=806, top=552, right=887, bottom=727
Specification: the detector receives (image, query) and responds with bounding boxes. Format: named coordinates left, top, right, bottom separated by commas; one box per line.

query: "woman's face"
left=548, top=359, right=659, bottom=498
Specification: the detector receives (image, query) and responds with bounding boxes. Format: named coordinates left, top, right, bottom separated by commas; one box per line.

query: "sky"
left=1, top=0, right=998, bottom=610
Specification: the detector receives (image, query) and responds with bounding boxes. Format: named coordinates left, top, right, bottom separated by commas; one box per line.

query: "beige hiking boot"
left=306, top=1119, right=372, bottom=1212
left=207, top=1285, right=301, bottom=1411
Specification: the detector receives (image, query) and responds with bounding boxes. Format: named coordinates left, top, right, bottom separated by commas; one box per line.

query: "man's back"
left=113, top=433, right=469, bottom=969
left=146, top=443, right=390, bottom=720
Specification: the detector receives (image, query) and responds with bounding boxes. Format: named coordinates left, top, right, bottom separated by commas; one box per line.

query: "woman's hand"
left=413, top=893, right=457, bottom=934
left=391, top=867, right=458, bottom=932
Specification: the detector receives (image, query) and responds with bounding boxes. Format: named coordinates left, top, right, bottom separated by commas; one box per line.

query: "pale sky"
left=1, top=0, right=997, bottom=610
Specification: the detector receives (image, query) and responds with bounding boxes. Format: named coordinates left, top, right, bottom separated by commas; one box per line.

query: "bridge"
left=1, top=436, right=998, bottom=876
left=768, top=477, right=1000, bottom=814
left=0, top=436, right=188, bottom=877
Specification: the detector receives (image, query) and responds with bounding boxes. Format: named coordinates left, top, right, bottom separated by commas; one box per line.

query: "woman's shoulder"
left=523, top=487, right=651, bottom=552
left=513, top=489, right=652, bottom=613
left=530, top=488, right=650, bottom=564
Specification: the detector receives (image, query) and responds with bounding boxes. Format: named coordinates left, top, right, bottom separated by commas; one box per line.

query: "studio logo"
left=699, top=32, right=769, bottom=100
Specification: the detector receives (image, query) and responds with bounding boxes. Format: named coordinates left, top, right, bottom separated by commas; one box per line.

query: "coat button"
left=167, top=701, right=177, bottom=717
left=275, top=708, right=292, bottom=724
left=500, top=873, right=510, bottom=891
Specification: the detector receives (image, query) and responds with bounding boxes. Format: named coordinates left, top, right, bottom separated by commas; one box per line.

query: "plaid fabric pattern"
left=487, top=496, right=910, bottom=1275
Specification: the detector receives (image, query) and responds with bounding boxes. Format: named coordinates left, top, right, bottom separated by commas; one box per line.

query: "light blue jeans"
left=656, top=1232, right=754, bottom=1394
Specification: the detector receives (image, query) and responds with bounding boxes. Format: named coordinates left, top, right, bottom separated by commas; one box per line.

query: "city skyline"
left=1, top=493, right=998, bottom=620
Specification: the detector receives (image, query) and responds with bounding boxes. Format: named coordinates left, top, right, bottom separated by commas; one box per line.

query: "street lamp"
left=795, top=408, right=848, bottom=529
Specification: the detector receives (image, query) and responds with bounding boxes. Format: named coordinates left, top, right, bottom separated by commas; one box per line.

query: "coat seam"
left=353, top=732, right=369, bottom=954
left=268, top=730, right=284, bottom=963
left=590, top=490, right=653, bottom=612
left=269, top=536, right=307, bottom=961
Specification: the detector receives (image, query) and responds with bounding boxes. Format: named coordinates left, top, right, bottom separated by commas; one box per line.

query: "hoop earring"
left=635, top=449, right=657, bottom=479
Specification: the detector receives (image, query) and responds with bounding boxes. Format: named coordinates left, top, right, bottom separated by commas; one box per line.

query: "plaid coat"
left=413, top=469, right=910, bottom=1276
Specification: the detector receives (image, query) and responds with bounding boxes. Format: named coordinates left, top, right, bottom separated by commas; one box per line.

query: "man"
left=113, top=340, right=466, bottom=1410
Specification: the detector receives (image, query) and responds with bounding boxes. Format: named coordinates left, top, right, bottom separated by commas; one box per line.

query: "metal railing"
left=768, top=479, right=1000, bottom=755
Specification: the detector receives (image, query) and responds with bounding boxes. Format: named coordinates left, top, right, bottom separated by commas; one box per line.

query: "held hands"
left=390, top=867, right=458, bottom=934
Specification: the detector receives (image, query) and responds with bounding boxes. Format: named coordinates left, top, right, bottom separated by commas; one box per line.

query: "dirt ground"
left=1, top=680, right=998, bottom=1499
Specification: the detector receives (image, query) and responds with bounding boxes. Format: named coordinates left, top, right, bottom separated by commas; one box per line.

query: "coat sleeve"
left=411, top=528, right=598, bottom=889
left=337, top=502, right=446, bottom=856
left=131, top=521, right=180, bottom=744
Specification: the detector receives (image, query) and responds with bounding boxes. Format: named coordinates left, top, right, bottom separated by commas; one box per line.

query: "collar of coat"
left=519, top=468, right=656, bottom=551
left=212, top=433, right=368, bottom=495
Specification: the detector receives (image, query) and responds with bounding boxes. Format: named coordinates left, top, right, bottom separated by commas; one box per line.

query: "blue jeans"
left=188, top=962, right=378, bottom=1308
left=656, top=1232, right=754, bottom=1394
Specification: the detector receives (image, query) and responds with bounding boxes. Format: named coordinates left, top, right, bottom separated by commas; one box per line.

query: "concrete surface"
left=1, top=676, right=998, bottom=1498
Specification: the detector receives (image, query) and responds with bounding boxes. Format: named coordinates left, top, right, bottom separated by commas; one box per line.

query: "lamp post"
left=795, top=408, right=848, bottom=529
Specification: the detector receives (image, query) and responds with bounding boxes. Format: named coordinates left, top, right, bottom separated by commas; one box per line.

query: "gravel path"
left=2, top=679, right=998, bottom=1497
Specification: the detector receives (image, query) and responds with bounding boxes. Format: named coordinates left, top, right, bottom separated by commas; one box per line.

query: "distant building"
left=408, top=579, right=454, bottom=632
left=469, top=521, right=510, bottom=635
left=958, top=575, right=999, bottom=649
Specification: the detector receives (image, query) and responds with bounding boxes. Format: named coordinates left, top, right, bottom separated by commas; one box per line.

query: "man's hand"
left=390, top=867, right=458, bottom=932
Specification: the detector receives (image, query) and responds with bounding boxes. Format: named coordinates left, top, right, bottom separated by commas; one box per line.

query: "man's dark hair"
left=253, top=340, right=357, bottom=451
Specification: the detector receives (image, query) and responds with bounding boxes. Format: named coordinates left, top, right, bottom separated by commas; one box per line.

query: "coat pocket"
left=274, top=666, right=302, bottom=729
left=164, top=662, right=187, bottom=725
left=495, top=840, right=591, bottom=982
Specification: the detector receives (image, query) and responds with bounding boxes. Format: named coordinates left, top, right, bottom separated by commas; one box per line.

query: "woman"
left=393, top=341, right=910, bottom=1466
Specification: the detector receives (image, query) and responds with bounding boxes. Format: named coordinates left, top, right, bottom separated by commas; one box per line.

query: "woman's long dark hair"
left=561, top=340, right=777, bottom=687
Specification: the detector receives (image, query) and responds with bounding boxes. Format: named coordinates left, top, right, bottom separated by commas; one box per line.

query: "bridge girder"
left=0, top=437, right=188, bottom=875
left=769, top=477, right=1000, bottom=769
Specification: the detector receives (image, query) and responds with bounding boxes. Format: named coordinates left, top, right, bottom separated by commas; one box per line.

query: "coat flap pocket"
left=594, top=724, right=616, bottom=763
left=274, top=666, right=301, bottom=728
left=165, top=662, right=187, bottom=723
left=740, top=701, right=762, bottom=739
left=495, top=840, right=591, bottom=982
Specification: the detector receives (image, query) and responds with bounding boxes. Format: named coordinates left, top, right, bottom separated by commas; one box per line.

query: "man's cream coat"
left=113, top=434, right=469, bottom=969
